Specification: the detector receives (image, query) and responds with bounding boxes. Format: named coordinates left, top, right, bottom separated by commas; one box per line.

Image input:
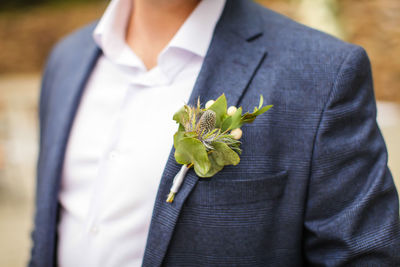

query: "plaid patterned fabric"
left=30, top=0, right=400, bottom=266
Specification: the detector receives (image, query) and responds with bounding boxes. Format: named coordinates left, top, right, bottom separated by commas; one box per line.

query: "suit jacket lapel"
left=39, top=25, right=101, bottom=265
left=142, top=1, right=267, bottom=266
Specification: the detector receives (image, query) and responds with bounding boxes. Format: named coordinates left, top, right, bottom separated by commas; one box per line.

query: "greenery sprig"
left=166, top=94, right=272, bottom=202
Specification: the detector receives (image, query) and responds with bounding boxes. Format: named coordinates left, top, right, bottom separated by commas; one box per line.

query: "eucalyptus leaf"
left=212, top=142, right=240, bottom=166
left=174, top=137, right=211, bottom=176
left=201, top=156, right=224, bottom=178
left=201, top=142, right=240, bottom=177
left=173, top=130, right=185, bottom=149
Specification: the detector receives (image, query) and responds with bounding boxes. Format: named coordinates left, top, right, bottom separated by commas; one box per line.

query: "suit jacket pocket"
left=186, top=170, right=288, bottom=206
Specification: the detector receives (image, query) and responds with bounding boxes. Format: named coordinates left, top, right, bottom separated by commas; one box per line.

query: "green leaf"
left=174, top=137, right=211, bottom=176
left=173, top=130, right=185, bottom=149
left=207, top=94, right=227, bottom=128
left=221, top=107, right=243, bottom=131
left=184, top=132, right=197, bottom=138
left=201, top=142, right=240, bottom=178
left=213, top=142, right=240, bottom=166
left=221, top=116, right=232, bottom=132
left=201, top=157, right=224, bottom=178
left=240, top=112, right=257, bottom=124
left=229, top=141, right=242, bottom=155
left=258, top=94, right=264, bottom=109
left=178, top=124, right=185, bottom=131
left=254, top=104, right=273, bottom=116
left=173, top=106, right=188, bottom=126
left=229, top=107, right=243, bottom=130
left=240, top=95, right=273, bottom=125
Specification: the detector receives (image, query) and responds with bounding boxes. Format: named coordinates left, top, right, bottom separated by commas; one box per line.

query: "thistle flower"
left=196, top=110, right=216, bottom=136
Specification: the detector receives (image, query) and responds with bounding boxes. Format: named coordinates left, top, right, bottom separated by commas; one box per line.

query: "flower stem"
left=166, top=165, right=190, bottom=203
left=166, top=192, right=175, bottom=203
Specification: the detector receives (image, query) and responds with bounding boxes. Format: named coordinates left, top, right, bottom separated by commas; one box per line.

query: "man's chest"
left=60, top=55, right=200, bottom=203
left=56, top=54, right=202, bottom=266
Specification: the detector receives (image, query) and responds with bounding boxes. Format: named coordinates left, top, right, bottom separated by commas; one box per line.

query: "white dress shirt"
left=57, top=0, right=226, bottom=266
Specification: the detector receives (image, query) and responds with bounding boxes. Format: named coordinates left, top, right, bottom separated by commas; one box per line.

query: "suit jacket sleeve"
left=29, top=44, right=58, bottom=266
left=303, top=46, right=400, bottom=266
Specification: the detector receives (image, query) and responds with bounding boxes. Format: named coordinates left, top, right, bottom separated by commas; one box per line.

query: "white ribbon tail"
left=166, top=165, right=190, bottom=203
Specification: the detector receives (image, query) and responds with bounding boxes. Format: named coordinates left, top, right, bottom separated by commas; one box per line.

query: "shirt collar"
left=166, top=0, right=226, bottom=58
left=93, top=0, right=134, bottom=65
left=93, top=0, right=226, bottom=67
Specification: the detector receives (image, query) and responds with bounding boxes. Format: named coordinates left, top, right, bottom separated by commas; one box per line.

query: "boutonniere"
left=166, top=94, right=272, bottom=203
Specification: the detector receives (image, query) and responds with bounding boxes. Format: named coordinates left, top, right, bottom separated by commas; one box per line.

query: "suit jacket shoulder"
left=241, top=1, right=365, bottom=110
left=44, top=21, right=98, bottom=77
left=257, top=2, right=355, bottom=55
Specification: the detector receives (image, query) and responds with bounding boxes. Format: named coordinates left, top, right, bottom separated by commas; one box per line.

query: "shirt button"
left=90, top=225, right=99, bottom=235
left=108, top=151, right=119, bottom=161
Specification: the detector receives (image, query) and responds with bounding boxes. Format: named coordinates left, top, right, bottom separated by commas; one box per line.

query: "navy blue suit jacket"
left=30, top=0, right=400, bottom=266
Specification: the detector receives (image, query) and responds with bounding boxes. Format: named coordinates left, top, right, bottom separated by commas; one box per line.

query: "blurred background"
left=0, top=0, right=399, bottom=266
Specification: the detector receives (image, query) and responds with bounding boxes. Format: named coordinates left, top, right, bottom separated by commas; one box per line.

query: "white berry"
left=231, top=128, right=243, bottom=140
left=227, top=106, right=237, bottom=116
left=205, top=100, right=215, bottom=109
